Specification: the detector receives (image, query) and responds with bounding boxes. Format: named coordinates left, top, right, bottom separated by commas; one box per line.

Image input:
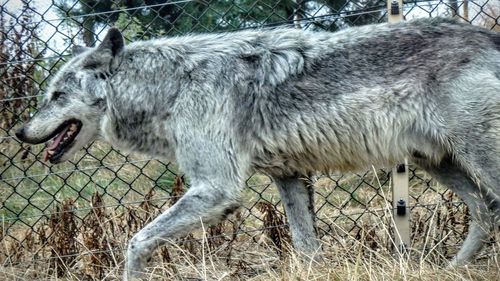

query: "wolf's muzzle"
left=15, top=122, right=70, bottom=145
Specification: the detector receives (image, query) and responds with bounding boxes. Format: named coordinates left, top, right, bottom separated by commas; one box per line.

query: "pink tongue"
left=48, top=126, right=70, bottom=150
left=44, top=125, right=71, bottom=161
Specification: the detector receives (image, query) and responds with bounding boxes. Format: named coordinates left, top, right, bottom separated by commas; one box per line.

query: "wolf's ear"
left=72, top=45, right=90, bottom=55
left=98, top=27, right=124, bottom=56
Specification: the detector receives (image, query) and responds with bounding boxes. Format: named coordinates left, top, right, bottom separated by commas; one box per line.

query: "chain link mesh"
left=0, top=0, right=498, bottom=273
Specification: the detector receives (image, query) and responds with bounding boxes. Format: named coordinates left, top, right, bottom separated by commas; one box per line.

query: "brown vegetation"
left=0, top=174, right=498, bottom=280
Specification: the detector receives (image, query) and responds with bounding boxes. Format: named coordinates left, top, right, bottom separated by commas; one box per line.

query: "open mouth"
left=44, top=119, right=82, bottom=163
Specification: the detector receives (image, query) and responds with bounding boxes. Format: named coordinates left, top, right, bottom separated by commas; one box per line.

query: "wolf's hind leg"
left=273, top=175, right=321, bottom=260
left=415, top=156, right=495, bottom=265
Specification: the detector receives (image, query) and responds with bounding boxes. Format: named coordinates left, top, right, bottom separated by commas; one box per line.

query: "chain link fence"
left=1, top=0, right=498, bottom=277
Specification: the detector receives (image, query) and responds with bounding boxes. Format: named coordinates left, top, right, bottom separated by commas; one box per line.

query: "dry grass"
left=0, top=176, right=498, bottom=280
left=0, top=222, right=498, bottom=281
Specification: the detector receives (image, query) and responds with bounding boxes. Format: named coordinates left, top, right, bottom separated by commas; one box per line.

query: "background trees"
left=0, top=0, right=43, bottom=131
left=56, top=0, right=386, bottom=44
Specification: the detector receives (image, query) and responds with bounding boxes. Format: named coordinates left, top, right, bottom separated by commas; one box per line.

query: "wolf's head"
left=16, top=28, right=125, bottom=164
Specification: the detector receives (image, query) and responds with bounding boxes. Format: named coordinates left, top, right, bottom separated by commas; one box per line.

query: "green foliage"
left=114, top=12, right=149, bottom=41
left=56, top=0, right=383, bottom=41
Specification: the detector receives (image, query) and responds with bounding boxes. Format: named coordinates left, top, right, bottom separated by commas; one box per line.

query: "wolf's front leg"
left=124, top=138, right=246, bottom=280
left=125, top=181, right=242, bottom=279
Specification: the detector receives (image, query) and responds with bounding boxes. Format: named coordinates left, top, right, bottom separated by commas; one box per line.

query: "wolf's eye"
left=52, top=91, right=65, bottom=101
left=92, top=98, right=105, bottom=107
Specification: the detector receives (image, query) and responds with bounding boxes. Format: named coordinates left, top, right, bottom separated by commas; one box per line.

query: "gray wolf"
left=15, top=18, right=500, bottom=279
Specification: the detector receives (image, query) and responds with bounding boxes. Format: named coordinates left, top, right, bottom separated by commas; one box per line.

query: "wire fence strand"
left=1, top=158, right=161, bottom=182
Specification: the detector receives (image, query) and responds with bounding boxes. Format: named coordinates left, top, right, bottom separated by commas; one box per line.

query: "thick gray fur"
left=16, top=18, right=500, bottom=279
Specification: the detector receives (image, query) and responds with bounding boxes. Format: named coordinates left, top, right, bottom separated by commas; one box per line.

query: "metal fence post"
left=387, top=0, right=404, bottom=23
left=392, top=159, right=410, bottom=254
left=387, top=0, right=410, bottom=255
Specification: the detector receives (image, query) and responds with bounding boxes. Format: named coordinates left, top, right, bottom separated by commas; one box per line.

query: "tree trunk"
left=82, top=17, right=95, bottom=47
left=449, top=0, right=459, bottom=17
left=292, top=0, right=306, bottom=29
left=463, top=0, right=469, bottom=21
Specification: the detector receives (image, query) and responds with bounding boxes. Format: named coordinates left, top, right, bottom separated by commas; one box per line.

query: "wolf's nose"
left=15, top=127, right=26, bottom=141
